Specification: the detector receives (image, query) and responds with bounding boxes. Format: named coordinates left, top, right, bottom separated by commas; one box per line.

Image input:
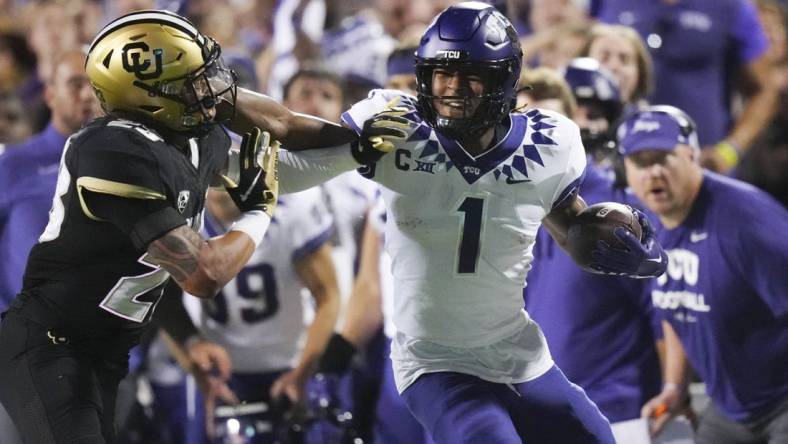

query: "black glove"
left=351, top=98, right=413, bottom=164
left=222, top=127, right=279, bottom=216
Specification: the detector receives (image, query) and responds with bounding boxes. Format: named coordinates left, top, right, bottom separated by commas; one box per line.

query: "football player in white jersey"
left=229, top=3, right=668, bottom=442
left=280, top=66, right=394, bottom=441
left=183, top=187, right=339, bottom=442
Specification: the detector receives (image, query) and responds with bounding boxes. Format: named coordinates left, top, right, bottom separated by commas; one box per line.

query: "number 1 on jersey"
left=455, top=196, right=485, bottom=274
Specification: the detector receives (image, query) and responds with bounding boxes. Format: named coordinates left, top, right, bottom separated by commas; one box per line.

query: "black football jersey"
left=21, top=117, right=230, bottom=332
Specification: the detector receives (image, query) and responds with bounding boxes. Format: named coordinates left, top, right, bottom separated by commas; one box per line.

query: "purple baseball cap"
left=617, top=105, right=699, bottom=156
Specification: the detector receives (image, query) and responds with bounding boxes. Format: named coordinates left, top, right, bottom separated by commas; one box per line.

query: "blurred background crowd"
left=0, top=1, right=786, bottom=443
left=0, top=0, right=786, bottom=205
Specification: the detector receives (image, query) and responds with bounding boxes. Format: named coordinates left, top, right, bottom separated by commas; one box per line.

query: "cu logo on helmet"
left=121, top=42, right=163, bottom=80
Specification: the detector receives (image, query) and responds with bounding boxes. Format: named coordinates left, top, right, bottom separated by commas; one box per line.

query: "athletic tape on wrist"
left=231, top=210, right=271, bottom=247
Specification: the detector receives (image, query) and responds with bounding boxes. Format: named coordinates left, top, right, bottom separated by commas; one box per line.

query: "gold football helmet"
left=85, top=10, right=236, bottom=133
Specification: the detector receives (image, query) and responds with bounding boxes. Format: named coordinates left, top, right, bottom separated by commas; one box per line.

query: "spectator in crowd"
left=616, top=105, right=788, bottom=443
left=261, top=0, right=327, bottom=99
left=0, top=31, right=36, bottom=97
left=596, top=0, right=779, bottom=174
left=581, top=23, right=654, bottom=110
left=20, top=2, right=84, bottom=131
left=562, top=57, right=623, bottom=167
left=282, top=66, right=345, bottom=121
left=0, top=50, right=100, bottom=309
left=516, top=0, right=590, bottom=68
left=737, top=0, right=788, bottom=206
left=524, top=60, right=661, bottom=444
left=385, top=39, right=421, bottom=96
left=516, top=66, right=577, bottom=116
left=0, top=92, right=31, bottom=145
left=26, top=2, right=81, bottom=84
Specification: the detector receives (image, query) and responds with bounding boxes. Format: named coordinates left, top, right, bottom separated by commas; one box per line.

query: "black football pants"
left=0, top=311, right=127, bottom=443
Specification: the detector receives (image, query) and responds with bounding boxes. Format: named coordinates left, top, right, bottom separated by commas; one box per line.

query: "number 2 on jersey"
left=455, top=196, right=486, bottom=274
left=99, top=254, right=170, bottom=322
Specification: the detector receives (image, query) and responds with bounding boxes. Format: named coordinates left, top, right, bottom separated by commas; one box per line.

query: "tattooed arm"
left=80, top=189, right=262, bottom=299
left=147, top=226, right=256, bottom=298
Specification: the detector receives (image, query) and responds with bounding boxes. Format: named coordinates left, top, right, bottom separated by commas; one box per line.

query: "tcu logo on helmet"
left=121, top=42, right=163, bottom=80
left=436, top=50, right=462, bottom=59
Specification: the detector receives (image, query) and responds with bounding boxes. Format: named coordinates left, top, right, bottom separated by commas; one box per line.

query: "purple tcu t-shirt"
left=0, top=124, right=67, bottom=310
left=525, top=164, right=662, bottom=422
left=596, top=0, right=768, bottom=146
left=650, top=171, right=788, bottom=421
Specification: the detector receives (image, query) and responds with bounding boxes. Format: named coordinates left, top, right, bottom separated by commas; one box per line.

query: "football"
left=565, top=202, right=643, bottom=272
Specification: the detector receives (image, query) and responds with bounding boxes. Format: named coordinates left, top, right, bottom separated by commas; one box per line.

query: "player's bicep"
left=146, top=225, right=204, bottom=283
left=80, top=189, right=185, bottom=249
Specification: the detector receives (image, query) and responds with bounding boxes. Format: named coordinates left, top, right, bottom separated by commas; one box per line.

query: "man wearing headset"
left=618, top=106, right=788, bottom=444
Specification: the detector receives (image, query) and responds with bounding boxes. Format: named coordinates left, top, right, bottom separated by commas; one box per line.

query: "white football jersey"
left=186, top=188, right=334, bottom=373
left=342, top=89, right=587, bottom=390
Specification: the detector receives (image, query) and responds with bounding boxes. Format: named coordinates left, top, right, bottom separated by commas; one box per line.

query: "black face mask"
left=415, top=60, right=515, bottom=141
left=134, top=37, right=238, bottom=135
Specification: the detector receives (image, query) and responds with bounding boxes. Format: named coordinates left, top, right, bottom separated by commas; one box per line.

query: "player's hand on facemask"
left=590, top=208, right=668, bottom=278
left=353, top=97, right=414, bottom=164
left=222, top=127, right=280, bottom=217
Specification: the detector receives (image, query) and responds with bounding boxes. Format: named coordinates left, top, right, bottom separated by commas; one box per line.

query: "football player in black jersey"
left=0, top=10, right=355, bottom=443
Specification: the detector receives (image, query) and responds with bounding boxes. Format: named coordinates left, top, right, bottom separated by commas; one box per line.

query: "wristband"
left=318, top=333, right=357, bottom=374
left=230, top=210, right=271, bottom=247
left=714, top=140, right=740, bottom=169
left=662, top=382, right=681, bottom=393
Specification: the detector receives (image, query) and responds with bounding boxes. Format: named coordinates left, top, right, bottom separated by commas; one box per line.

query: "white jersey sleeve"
left=544, top=114, right=586, bottom=210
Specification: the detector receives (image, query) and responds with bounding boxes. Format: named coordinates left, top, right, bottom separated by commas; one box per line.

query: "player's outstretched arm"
left=226, top=87, right=357, bottom=150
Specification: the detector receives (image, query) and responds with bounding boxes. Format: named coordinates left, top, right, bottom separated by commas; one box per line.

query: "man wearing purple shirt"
left=596, top=0, right=777, bottom=173
left=618, top=105, right=788, bottom=443
left=0, top=50, right=99, bottom=310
